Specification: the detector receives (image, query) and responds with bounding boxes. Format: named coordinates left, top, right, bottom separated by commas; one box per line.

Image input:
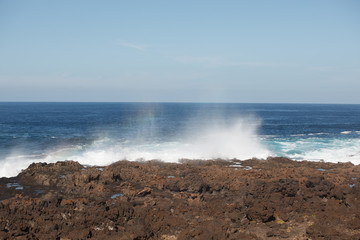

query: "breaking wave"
left=269, top=138, right=360, bottom=164
left=0, top=117, right=270, bottom=177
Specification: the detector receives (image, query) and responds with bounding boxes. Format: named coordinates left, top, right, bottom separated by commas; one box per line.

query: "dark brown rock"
left=1, top=157, right=360, bottom=239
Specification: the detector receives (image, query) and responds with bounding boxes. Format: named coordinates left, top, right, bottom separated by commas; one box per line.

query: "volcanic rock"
left=1, top=157, right=360, bottom=239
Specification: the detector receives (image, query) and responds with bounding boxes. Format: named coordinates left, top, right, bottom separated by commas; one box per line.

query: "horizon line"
left=0, top=101, right=359, bottom=105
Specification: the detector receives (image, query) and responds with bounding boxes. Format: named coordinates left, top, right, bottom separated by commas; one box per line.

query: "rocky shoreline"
left=1, top=157, right=360, bottom=239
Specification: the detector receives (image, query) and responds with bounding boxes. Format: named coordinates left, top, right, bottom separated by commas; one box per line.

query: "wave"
left=62, top=118, right=270, bottom=164
left=0, top=117, right=270, bottom=177
left=2, top=113, right=359, bottom=178
left=272, top=138, right=360, bottom=164
left=308, top=133, right=328, bottom=136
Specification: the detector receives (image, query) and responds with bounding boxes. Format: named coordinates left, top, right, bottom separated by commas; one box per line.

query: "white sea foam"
left=290, top=134, right=307, bottom=137
left=3, top=133, right=360, bottom=178
left=308, top=133, right=328, bottom=136
left=68, top=118, right=270, bottom=165
left=281, top=138, right=360, bottom=164
left=2, top=112, right=359, bottom=178
left=0, top=154, right=46, bottom=178
left=0, top=117, right=270, bottom=177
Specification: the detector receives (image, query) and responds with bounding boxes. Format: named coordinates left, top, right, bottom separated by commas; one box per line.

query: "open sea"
left=1, top=102, right=360, bottom=177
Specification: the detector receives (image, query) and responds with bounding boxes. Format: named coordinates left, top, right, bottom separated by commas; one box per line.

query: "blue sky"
left=0, top=0, right=359, bottom=103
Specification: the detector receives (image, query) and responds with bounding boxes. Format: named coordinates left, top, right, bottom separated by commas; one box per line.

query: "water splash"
left=0, top=116, right=270, bottom=177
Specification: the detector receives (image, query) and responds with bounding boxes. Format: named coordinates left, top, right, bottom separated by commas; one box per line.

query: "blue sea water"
left=1, top=102, right=360, bottom=177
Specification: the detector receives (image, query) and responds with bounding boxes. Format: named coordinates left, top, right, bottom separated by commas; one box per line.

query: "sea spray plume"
left=0, top=155, right=32, bottom=178
left=0, top=144, right=87, bottom=178
left=133, top=106, right=159, bottom=141
left=0, top=110, right=270, bottom=178
left=183, top=116, right=270, bottom=160
left=0, top=149, right=49, bottom=178
left=60, top=116, right=270, bottom=165
left=50, top=116, right=270, bottom=165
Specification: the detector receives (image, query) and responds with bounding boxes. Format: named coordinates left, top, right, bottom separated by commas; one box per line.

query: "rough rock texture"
left=1, top=157, right=360, bottom=239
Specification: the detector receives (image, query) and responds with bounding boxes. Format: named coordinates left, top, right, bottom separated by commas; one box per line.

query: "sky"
left=0, top=0, right=359, bottom=103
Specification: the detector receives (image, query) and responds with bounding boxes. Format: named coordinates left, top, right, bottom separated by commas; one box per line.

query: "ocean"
left=1, top=102, right=360, bottom=177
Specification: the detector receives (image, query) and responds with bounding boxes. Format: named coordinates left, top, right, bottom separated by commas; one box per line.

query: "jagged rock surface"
left=1, top=157, right=360, bottom=239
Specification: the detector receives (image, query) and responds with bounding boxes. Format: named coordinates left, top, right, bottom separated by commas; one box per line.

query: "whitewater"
left=1, top=102, right=360, bottom=177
